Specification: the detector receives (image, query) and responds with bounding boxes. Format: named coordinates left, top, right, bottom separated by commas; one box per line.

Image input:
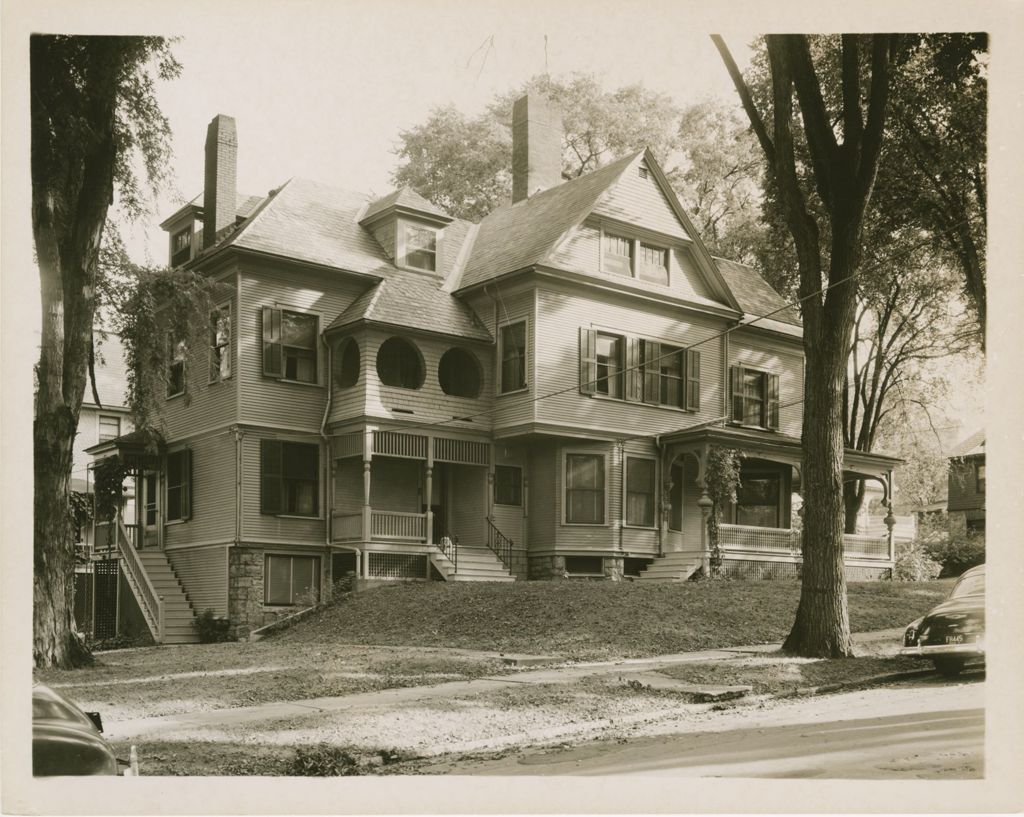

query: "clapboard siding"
left=592, top=160, right=695, bottom=241
left=359, top=328, right=493, bottom=431
left=239, top=263, right=370, bottom=430
left=527, top=442, right=556, bottom=551
left=447, top=465, right=487, bottom=546
left=241, top=432, right=327, bottom=543
left=948, top=456, right=985, bottom=512
left=162, top=272, right=239, bottom=440
left=490, top=289, right=536, bottom=430
left=548, top=221, right=718, bottom=306
left=166, top=545, right=228, bottom=616
left=329, top=330, right=370, bottom=424
left=729, top=330, right=804, bottom=437
left=533, top=286, right=725, bottom=435
left=73, top=407, right=133, bottom=488
left=164, top=430, right=237, bottom=547
left=333, top=458, right=363, bottom=514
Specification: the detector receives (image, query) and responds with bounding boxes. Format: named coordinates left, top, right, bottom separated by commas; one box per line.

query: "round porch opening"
left=438, top=347, right=482, bottom=398
left=376, top=336, right=424, bottom=389
left=332, top=337, right=360, bottom=388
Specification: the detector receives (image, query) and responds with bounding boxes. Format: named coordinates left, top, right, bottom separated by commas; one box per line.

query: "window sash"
left=500, top=322, right=527, bottom=393
left=494, top=465, right=522, bottom=506
left=734, top=475, right=781, bottom=528
left=595, top=334, right=623, bottom=398
left=261, top=440, right=319, bottom=516
left=265, top=555, right=320, bottom=605
left=403, top=225, right=437, bottom=271
left=638, top=243, right=668, bottom=284
left=98, top=415, right=121, bottom=443
left=566, top=454, right=605, bottom=524
left=165, top=449, right=191, bottom=522
left=210, top=305, right=231, bottom=382
left=625, top=458, right=656, bottom=527
left=603, top=233, right=633, bottom=276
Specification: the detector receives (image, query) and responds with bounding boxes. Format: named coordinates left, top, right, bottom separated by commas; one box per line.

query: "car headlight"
left=904, top=617, right=924, bottom=646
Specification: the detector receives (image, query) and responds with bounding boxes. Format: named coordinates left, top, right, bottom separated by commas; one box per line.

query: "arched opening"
left=376, top=337, right=424, bottom=389
left=438, top=347, right=482, bottom=398
left=332, top=337, right=360, bottom=388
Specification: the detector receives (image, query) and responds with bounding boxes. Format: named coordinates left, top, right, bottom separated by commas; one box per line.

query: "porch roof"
left=84, top=429, right=164, bottom=470
left=658, top=424, right=902, bottom=479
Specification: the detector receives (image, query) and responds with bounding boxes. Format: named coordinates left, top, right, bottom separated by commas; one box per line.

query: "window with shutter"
left=579, top=327, right=597, bottom=395
left=685, top=349, right=701, bottom=411
left=262, top=307, right=283, bottom=377
left=730, top=366, right=779, bottom=429
left=261, top=439, right=320, bottom=516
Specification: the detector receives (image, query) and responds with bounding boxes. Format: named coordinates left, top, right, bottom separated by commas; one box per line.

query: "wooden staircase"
left=430, top=545, right=515, bottom=582
left=636, top=550, right=704, bottom=582
left=134, top=551, right=200, bottom=643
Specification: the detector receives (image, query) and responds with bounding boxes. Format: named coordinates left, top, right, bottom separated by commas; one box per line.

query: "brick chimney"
left=203, top=114, right=238, bottom=249
left=511, top=95, right=563, bottom=203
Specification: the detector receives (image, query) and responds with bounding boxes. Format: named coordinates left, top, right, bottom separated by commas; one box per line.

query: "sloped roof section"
left=160, top=191, right=264, bottom=228
left=361, top=187, right=452, bottom=224
left=457, top=152, right=641, bottom=291
left=221, top=178, right=395, bottom=278
left=328, top=266, right=492, bottom=342
left=950, top=429, right=985, bottom=459
left=714, top=257, right=802, bottom=327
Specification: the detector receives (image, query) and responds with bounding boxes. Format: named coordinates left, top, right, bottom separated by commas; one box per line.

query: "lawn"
left=278, top=578, right=951, bottom=660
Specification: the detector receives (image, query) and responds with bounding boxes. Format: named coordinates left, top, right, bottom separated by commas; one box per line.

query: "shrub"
left=193, top=608, right=233, bottom=643
left=924, top=531, right=985, bottom=578
left=290, top=745, right=360, bottom=776
left=892, top=541, right=942, bottom=582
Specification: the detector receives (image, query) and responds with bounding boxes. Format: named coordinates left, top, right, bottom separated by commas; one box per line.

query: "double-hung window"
left=494, top=465, right=522, bottom=506
left=581, top=330, right=699, bottom=410
left=594, top=333, right=624, bottom=398
left=730, top=365, right=780, bottom=429
left=401, top=223, right=438, bottom=272
left=261, top=440, right=319, bottom=516
left=625, top=457, right=656, bottom=527
left=734, top=473, right=782, bottom=528
left=262, top=307, right=318, bottom=383
left=165, top=449, right=192, bottom=522
left=499, top=321, right=527, bottom=393
left=98, top=415, right=121, bottom=443
left=565, top=453, right=605, bottom=525
left=210, top=303, right=231, bottom=382
left=265, top=554, right=320, bottom=605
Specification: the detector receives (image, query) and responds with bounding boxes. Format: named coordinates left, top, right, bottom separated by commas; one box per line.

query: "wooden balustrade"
left=370, top=510, right=427, bottom=541
left=718, top=523, right=890, bottom=561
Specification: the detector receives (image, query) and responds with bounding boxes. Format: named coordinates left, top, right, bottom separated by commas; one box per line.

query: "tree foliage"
left=31, top=35, right=180, bottom=669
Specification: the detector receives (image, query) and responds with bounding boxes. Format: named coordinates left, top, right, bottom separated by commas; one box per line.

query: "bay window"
left=565, top=453, right=605, bottom=525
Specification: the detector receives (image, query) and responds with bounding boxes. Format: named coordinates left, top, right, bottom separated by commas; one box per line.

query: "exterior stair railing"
left=436, top=530, right=459, bottom=573
left=114, top=517, right=164, bottom=641
left=485, top=518, right=513, bottom=570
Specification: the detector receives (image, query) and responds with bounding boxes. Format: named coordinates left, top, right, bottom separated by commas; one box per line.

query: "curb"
left=773, top=667, right=936, bottom=700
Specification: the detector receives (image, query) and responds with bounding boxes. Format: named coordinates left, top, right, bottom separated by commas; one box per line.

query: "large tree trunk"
left=843, top=480, right=866, bottom=534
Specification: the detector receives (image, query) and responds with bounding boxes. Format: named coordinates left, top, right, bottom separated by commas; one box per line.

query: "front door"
left=140, top=471, right=160, bottom=548
left=430, top=464, right=449, bottom=542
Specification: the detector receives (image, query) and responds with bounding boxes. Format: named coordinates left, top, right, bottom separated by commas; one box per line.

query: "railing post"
left=425, top=464, right=433, bottom=547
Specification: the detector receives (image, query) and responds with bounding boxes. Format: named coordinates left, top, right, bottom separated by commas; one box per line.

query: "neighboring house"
left=87, top=99, right=900, bottom=640
left=947, top=430, right=985, bottom=534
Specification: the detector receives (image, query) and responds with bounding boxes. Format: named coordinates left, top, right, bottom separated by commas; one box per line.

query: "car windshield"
left=950, top=572, right=985, bottom=599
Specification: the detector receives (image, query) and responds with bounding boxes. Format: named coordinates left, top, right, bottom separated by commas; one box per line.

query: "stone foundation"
left=228, top=546, right=329, bottom=639
left=527, top=555, right=625, bottom=580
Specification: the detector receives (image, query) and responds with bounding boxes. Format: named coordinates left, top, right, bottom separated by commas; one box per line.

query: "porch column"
left=884, top=469, right=897, bottom=565
left=425, top=437, right=434, bottom=546
left=362, top=429, right=373, bottom=577
left=694, top=445, right=713, bottom=575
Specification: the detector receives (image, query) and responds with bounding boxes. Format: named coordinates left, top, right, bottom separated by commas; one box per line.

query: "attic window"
left=638, top=166, right=649, bottom=180
left=400, top=223, right=437, bottom=272
left=171, top=225, right=193, bottom=267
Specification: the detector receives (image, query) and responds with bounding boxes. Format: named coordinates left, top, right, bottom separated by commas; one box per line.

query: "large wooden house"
left=88, top=99, right=900, bottom=639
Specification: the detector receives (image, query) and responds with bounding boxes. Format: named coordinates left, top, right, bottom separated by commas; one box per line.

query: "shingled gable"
left=454, top=148, right=743, bottom=314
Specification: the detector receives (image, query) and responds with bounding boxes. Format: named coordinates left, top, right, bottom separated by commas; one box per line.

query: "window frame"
left=97, top=414, right=121, bottom=444
left=166, top=333, right=187, bottom=398
left=498, top=320, right=528, bottom=395
left=731, top=469, right=784, bottom=529
left=397, top=219, right=439, bottom=272
left=493, top=465, right=523, bottom=507
left=209, top=301, right=232, bottom=383
left=164, top=448, right=192, bottom=523
left=623, top=455, right=658, bottom=529
left=170, top=225, right=193, bottom=267
left=562, top=449, right=608, bottom=526
left=975, top=461, right=986, bottom=494
left=260, top=439, right=321, bottom=517
left=264, top=553, right=321, bottom=606
left=438, top=346, right=483, bottom=398
left=599, top=224, right=672, bottom=286
left=376, top=336, right=425, bottom=390
left=564, top=555, right=604, bottom=576
left=729, top=365, right=780, bottom=430
left=262, top=306, right=322, bottom=386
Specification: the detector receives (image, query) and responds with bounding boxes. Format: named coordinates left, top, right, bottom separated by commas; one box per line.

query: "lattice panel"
left=373, top=431, right=427, bottom=459
left=93, top=559, right=119, bottom=639
left=367, top=552, right=428, bottom=580
left=433, top=437, right=489, bottom=465
left=725, top=559, right=801, bottom=580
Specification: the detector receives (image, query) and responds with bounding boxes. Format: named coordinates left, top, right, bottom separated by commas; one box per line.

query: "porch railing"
left=114, top=518, right=164, bottom=641
left=485, top=517, right=513, bottom=570
left=718, top=523, right=891, bottom=562
left=370, top=510, right=427, bottom=542
left=332, top=512, right=362, bottom=542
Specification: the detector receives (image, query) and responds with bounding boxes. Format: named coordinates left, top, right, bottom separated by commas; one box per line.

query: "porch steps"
left=636, top=551, right=704, bottom=583
left=136, top=551, right=200, bottom=644
left=431, top=545, right=515, bottom=582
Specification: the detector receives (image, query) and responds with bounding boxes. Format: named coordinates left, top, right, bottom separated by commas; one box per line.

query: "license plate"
left=945, top=634, right=965, bottom=644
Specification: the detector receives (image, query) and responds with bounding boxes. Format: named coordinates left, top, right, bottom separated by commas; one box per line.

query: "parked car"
left=900, top=564, right=985, bottom=677
left=33, top=683, right=134, bottom=775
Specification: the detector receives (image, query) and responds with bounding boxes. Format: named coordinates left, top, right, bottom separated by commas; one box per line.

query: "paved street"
left=442, top=673, right=984, bottom=778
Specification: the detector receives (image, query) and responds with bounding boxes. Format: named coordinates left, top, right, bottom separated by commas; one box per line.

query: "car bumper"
left=900, top=641, right=984, bottom=658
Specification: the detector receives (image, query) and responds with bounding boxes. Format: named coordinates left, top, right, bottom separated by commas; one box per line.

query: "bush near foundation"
left=925, top=531, right=985, bottom=578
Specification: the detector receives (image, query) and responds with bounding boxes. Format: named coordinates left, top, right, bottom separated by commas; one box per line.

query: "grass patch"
left=276, top=579, right=951, bottom=660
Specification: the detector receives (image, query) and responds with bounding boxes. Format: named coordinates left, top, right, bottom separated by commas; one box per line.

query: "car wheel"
left=933, top=657, right=966, bottom=677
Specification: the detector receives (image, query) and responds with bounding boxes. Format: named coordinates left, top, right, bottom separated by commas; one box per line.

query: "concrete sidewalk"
left=104, top=628, right=906, bottom=741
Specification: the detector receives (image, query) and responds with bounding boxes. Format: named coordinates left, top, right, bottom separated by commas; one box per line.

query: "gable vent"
left=638, top=166, right=650, bottom=180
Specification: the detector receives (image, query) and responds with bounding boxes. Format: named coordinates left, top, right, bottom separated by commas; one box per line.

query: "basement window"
left=564, top=556, right=603, bottom=576
left=265, top=554, right=320, bottom=606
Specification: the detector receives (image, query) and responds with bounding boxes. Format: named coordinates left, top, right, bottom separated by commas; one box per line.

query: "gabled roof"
left=950, top=429, right=985, bottom=459
left=361, top=187, right=452, bottom=224
left=327, top=266, right=491, bottom=342
left=714, top=257, right=802, bottom=327
left=456, top=152, right=641, bottom=291
left=218, top=178, right=395, bottom=278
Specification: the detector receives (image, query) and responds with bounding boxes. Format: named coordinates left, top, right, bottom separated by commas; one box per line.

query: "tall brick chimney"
left=511, top=95, right=563, bottom=203
left=203, top=114, right=238, bottom=249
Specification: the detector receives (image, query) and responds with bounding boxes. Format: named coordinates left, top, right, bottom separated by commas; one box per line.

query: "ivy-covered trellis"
left=704, top=446, right=743, bottom=577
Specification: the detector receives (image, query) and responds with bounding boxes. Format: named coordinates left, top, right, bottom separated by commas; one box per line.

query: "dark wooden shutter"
left=624, top=337, right=641, bottom=402
left=642, top=340, right=661, bottom=403
left=262, top=306, right=283, bottom=377
left=261, top=439, right=283, bottom=514
left=181, top=449, right=192, bottom=520
left=767, top=373, right=780, bottom=430
left=730, top=365, right=744, bottom=422
left=579, top=327, right=597, bottom=395
left=685, top=349, right=701, bottom=411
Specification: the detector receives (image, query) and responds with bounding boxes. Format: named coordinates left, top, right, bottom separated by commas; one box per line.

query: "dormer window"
left=602, top=229, right=670, bottom=285
left=171, top=225, right=193, bottom=267
left=400, top=222, right=437, bottom=272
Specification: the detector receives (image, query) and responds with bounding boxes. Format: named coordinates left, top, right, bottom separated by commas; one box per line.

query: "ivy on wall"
left=705, top=446, right=742, bottom=577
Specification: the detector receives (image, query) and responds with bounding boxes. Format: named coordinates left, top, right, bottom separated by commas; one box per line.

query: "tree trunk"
left=843, top=479, right=866, bottom=534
